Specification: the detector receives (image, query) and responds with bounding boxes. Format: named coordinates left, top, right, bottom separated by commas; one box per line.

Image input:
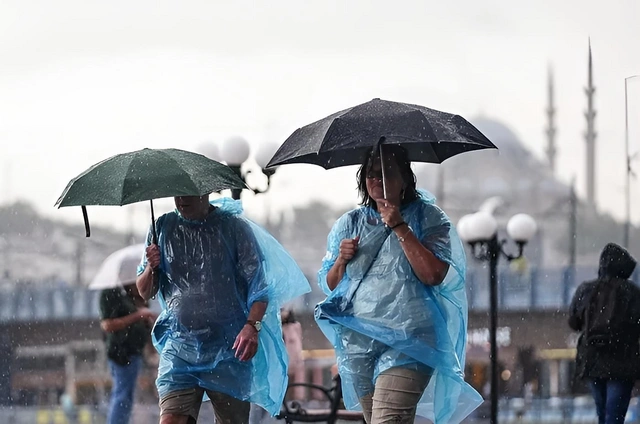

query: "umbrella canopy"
left=55, top=148, right=247, bottom=238
left=89, top=244, right=144, bottom=290
left=56, top=148, right=246, bottom=207
left=266, top=98, right=497, bottom=169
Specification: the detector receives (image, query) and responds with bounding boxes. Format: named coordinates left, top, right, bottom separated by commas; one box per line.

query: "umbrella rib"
left=120, top=154, right=140, bottom=206
left=159, top=150, right=202, bottom=196
left=55, top=153, right=122, bottom=207
left=119, top=149, right=200, bottom=204
left=317, top=108, right=355, bottom=154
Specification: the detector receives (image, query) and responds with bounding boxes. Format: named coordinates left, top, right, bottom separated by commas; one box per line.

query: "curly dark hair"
left=356, top=144, right=418, bottom=209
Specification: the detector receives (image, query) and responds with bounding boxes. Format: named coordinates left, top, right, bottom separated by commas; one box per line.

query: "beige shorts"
left=359, top=367, right=431, bottom=424
left=159, top=387, right=250, bottom=424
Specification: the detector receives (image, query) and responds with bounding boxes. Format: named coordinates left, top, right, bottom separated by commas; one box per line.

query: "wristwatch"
left=246, top=320, right=262, bottom=332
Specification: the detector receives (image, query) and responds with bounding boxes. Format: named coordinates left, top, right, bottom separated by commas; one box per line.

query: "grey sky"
left=1, top=0, right=639, bottom=233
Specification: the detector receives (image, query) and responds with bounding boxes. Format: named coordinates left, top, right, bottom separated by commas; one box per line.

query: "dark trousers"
left=589, top=378, right=634, bottom=424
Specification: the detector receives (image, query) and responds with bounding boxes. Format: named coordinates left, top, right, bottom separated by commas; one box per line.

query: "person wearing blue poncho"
left=136, top=194, right=310, bottom=424
left=316, top=145, right=483, bottom=424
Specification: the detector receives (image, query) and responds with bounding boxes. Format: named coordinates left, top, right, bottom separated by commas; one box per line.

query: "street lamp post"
left=624, top=75, right=640, bottom=249
left=458, top=211, right=537, bottom=424
left=210, top=137, right=279, bottom=200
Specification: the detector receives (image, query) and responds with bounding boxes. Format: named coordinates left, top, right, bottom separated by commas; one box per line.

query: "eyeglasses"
left=366, top=166, right=399, bottom=180
left=366, top=169, right=383, bottom=179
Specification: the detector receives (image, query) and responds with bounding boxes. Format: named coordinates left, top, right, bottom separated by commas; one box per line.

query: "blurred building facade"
left=0, top=284, right=158, bottom=411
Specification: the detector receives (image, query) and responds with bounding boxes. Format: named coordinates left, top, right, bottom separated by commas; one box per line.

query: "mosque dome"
left=469, top=116, right=531, bottom=160
left=430, top=115, right=567, bottom=207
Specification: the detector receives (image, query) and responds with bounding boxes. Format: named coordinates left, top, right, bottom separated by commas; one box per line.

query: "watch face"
left=255, top=321, right=262, bottom=331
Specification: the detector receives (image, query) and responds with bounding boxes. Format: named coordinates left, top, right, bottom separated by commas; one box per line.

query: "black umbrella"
left=266, top=98, right=497, bottom=170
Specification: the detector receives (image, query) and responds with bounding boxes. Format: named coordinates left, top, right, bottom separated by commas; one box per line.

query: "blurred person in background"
left=569, top=243, right=640, bottom=424
left=251, top=308, right=305, bottom=423
left=100, top=282, right=156, bottom=424
left=281, top=308, right=305, bottom=400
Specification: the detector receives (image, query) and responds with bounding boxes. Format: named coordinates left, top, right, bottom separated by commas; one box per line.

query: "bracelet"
left=390, top=221, right=406, bottom=230
left=397, top=226, right=412, bottom=243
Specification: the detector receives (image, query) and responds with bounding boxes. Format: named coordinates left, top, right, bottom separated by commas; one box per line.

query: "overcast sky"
left=1, top=0, right=639, bottom=235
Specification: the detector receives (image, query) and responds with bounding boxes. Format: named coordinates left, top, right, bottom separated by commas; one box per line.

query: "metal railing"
left=2, top=266, right=639, bottom=323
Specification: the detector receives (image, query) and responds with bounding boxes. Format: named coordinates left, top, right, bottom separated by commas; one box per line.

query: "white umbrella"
left=89, top=244, right=145, bottom=290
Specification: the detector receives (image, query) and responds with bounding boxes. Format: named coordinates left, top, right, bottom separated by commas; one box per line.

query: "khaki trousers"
left=359, top=367, right=431, bottom=424
left=159, top=387, right=250, bottom=424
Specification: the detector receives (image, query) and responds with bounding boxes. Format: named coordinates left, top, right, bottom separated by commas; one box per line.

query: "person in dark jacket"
left=569, top=243, right=640, bottom=424
left=100, top=283, right=156, bottom=424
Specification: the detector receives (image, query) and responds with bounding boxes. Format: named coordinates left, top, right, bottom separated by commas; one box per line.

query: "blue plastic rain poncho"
left=137, top=197, right=310, bottom=416
left=315, top=190, right=483, bottom=423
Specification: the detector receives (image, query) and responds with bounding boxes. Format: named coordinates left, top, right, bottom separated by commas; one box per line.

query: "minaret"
left=545, top=66, right=557, bottom=174
left=585, top=39, right=597, bottom=208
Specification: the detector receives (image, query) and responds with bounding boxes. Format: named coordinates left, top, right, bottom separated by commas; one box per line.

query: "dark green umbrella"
left=55, top=148, right=247, bottom=241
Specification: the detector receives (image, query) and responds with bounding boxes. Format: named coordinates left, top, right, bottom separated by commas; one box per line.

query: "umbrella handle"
left=82, top=206, right=91, bottom=237
left=150, top=199, right=158, bottom=245
left=379, top=140, right=388, bottom=200
left=149, top=199, right=160, bottom=292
